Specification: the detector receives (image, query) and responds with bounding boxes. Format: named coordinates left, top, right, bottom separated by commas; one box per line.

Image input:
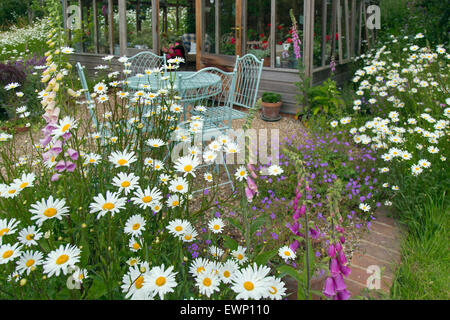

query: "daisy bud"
left=20, top=279, right=27, bottom=286
left=81, top=223, right=87, bottom=228
left=44, top=231, right=51, bottom=239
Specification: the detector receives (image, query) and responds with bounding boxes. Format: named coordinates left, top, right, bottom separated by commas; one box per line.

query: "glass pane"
left=246, top=0, right=271, bottom=65
left=275, top=0, right=304, bottom=69
left=204, top=0, right=236, bottom=55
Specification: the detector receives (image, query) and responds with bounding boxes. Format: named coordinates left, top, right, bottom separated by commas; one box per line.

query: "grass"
left=390, top=192, right=450, bottom=299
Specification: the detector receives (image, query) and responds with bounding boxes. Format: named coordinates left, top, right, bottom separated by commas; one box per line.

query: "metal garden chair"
left=177, top=67, right=238, bottom=191
left=128, top=51, right=167, bottom=76
left=230, top=53, right=264, bottom=120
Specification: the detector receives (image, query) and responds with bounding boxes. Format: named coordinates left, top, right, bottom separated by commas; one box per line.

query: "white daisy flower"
left=168, top=176, right=189, bottom=194
left=52, top=116, right=78, bottom=138
left=16, top=250, right=43, bottom=275
left=108, top=150, right=137, bottom=168
left=124, top=215, right=146, bottom=237
left=131, top=187, right=163, bottom=209
left=121, top=265, right=153, bottom=300
left=219, top=260, right=239, bottom=284
left=208, top=218, right=225, bottom=234
left=230, top=263, right=272, bottom=300
left=29, top=196, right=69, bottom=226
left=146, top=138, right=166, bottom=148
left=112, top=172, right=140, bottom=195
left=195, top=268, right=220, bottom=298
left=143, top=264, right=178, bottom=300
left=0, top=243, right=22, bottom=264
left=167, top=194, right=182, bottom=208
left=231, top=246, right=248, bottom=265
left=129, top=237, right=143, bottom=252
left=209, top=245, right=225, bottom=259
left=89, top=191, right=127, bottom=219
left=17, top=226, right=43, bottom=247
left=0, top=218, right=19, bottom=239
left=166, top=219, right=190, bottom=237
left=267, top=277, right=287, bottom=300
left=234, top=166, right=248, bottom=181
left=278, top=246, right=296, bottom=260
left=268, top=165, right=283, bottom=176
left=359, top=203, right=371, bottom=212
left=43, top=244, right=81, bottom=277
left=174, top=155, right=200, bottom=177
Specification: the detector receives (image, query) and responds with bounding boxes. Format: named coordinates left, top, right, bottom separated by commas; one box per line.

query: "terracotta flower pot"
left=261, top=101, right=282, bottom=121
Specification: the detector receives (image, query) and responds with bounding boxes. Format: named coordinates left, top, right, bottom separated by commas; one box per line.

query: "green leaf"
left=227, top=218, right=243, bottom=233
left=250, top=217, right=268, bottom=236
left=277, top=265, right=303, bottom=283
left=222, top=235, right=238, bottom=251
left=86, top=278, right=108, bottom=299
left=254, top=249, right=278, bottom=265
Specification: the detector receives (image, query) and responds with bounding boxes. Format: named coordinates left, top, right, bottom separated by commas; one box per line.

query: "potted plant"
left=261, top=92, right=282, bottom=121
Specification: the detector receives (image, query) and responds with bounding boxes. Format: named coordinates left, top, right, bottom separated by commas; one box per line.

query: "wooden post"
left=350, top=0, right=356, bottom=57
left=152, top=0, right=160, bottom=54
left=321, top=0, right=327, bottom=66
left=357, top=0, right=362, bottom=55
left=344, top=0, right=350, bottom=61
left=119, top=0, right=127, bottom=56
left=242, top=0, right=247, bottom=56
left=363, top=0, right=369, bottom=50
left=330, top=0, right=337, bottom=59
left=270, top=0, right=276, bottom=68
left=176, top=0, right=179, bottom=31
left=215, top=0, right=220, bottom=54
left=195, top=0, right=203, bottom=69
left=337, top=0, right=343, bottom=64
left=303, top=0, right=314, bottom=80
left=108, top=0, right=114, bottom=55
left=78, top=0, right=84, bottom=52
left=235, top=0, right=242, bottom=56
left=93, top=0, right=99, bottom=54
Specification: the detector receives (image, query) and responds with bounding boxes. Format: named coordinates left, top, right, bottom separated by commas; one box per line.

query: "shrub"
left=261, top=92, right=281, bottom=103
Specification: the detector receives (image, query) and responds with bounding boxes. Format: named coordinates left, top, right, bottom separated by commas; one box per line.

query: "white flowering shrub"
left=330, top=34, right=449, bottom=203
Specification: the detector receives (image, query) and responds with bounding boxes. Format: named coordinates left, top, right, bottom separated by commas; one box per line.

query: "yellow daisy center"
left=26, top=259, right=35, bottom=267
left=62, top=124, right=71, bottom=132
left=184, top=165, right=193, bottom=172
left=269, top=286, right=277, bottom=294
left=102, top=202, right=115, bottom=211
left=132, top=243, right=140, bottom=250
left=56, top=254, right=69, bottom=265
left=8, top=189, right=16, bottom=194
left=184, top=234, right=192, bottom=241
left=172, top=201, right=179, bottom=206
left=2, top=250, right=13, bottom=259
left=121, top=181, right=131, bottom=188
left=237, top=254, right=243, bottom=260
left=284, top=251, right=291, bottom=256
left=44, top=208, right=57, bottom=217
left=19, top=182, right=29, bottom=189
left=203, top=278, right=212, bottom=287
left=117, top=159, right=127, bottom=166
left=176, top=185, right=183, bottom=191
left=0, top=228, right=10, bottom=236
left=132, top=223, right=140, bottom=231
left=142, top=196, right=152, bottom=203
left=155, top=276, right=166, bottom=287
left=223, top=271, right=230, bottom=278
left=197, top=266, right=205, bottom=274
left=240, top=171, right=245, bottom=176
left=244, top=281, right=254, bottom=291
left=175, top=226, right=183, bottom=232
left=213, top=225, right=220, bottom=230
left=89, top=159, right=95, bottom=163
left=135, top=276, right=144, bottom=289
left=25, top=234, right=34, bottom=241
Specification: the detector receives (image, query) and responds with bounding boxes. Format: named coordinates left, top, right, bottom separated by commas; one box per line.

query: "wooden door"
left=196, top=0, right=244, bottom=71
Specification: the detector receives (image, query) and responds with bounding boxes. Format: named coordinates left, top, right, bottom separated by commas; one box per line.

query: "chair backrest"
left=128, top=51, right=167, bottom=76
left=233, top=54, right=264, bottom=109
left=76, top=62, right=101, bottom=130
left=179, top=67, right=237, bottom=125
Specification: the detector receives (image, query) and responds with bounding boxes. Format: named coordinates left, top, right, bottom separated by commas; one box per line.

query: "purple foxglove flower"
left=323, top=277, right=336, bottom=298
left=339, top=264, right=352, bottom=277
left=245, top=187, right=255, bottom=203
left=62, top=132, right=71, bottom=141
left=66, top=161, right=76, bottom=172
left=55, top=160, right=66, bottom=172
left=39, top=134, right=52, bottom=147
left=328, top=244, right=336, bottom=258
left=247, top=163, right=258, bottom=179
left=335, top=241, right=343, bottom=252
left=51, top=140, right=63, bottom=154
left=289, top=240, right=300, bottom=252
left=309, top=227, right=320, bottom=239
left=289, top=222, right=299, bottom=234
left=338, top=250, right=347, bottom=265
left=340, top=236, right=346, bottom=244
left=330, top=258, right=340, bottom=276
left=335, top=289, right=350, bottom=300
left=67, top=148, right=79, bottom=161
left=299, top=204, right=306, bottom=215
left=247, top=177, right=258, bottom=194
left=293, top=208, right=301, bottom=220
left=333, top=273, right=347, bottom=291
left=51, top=173, right=60, bottom=182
